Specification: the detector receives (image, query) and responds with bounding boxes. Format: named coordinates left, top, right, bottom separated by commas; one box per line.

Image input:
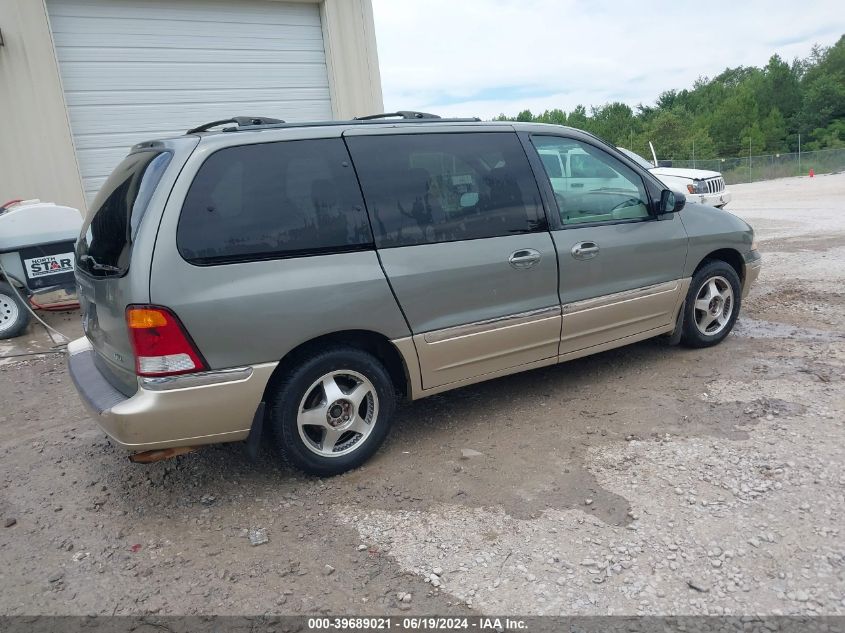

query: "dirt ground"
left=1, top=173, right=844, bottom=616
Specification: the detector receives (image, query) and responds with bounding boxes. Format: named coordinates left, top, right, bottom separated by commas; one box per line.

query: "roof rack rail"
left=354, top=111, right=442, bottom=121
left=185, top=112, right=483, bottom=135
left=187, top=116, right=285, bottom=134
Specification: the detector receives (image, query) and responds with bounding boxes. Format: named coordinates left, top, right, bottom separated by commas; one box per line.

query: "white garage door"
left=47, top=0, right=334, bottom=204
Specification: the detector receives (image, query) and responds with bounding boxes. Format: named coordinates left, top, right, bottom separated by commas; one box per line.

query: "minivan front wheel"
left=268, top=347, right=396, bottom=476
left=681, top=260, right=742, bottom=348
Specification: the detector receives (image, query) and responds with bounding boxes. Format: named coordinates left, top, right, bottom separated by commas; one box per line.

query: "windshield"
left=617, top=147, right=655, bottom=170
left=76, top=150, right=171, bottom=277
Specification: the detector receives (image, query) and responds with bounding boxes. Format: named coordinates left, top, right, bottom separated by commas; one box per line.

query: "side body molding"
left=415, top=306, right=561, bottom=389
left=392, top=279, right=691, bottom=401
left=391, top=306, right=561, bottom=398
left=560, top=278, right=690, bottom=355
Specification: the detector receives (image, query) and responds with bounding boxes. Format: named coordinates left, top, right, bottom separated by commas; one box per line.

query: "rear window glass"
left=346, top=133, right=545, bottom=248
left=177, top=139, right=372, bottom=264
left=76, top=151, right=171, bottom=277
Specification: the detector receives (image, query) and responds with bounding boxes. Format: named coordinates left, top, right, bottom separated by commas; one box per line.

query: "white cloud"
left=371, top=0, right=845, bottom=119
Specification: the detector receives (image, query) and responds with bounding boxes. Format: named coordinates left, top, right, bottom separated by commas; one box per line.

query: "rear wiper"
left=79, top=254, right=121, bottom=273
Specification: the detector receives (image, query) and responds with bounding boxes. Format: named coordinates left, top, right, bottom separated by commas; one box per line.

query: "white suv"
left=618, top=147, right=731, bottom=208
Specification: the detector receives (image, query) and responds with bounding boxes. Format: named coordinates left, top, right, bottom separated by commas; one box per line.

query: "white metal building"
left=0, top=0, right=383, bottom=211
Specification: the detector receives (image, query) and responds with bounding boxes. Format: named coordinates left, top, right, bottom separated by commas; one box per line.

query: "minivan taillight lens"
left=125, top=306, right=207, bottom=377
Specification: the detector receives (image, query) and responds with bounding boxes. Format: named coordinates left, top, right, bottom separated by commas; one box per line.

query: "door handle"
left=508, top=249, right=541, bottom=269
left=571, top=241, right=600, bottom=260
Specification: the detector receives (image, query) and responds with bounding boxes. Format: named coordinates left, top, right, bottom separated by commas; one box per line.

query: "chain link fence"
left=668, top=147, right=845, bottom=184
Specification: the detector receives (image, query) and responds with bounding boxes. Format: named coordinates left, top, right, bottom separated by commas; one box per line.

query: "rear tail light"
left=125, top=305, right=207, bottom=377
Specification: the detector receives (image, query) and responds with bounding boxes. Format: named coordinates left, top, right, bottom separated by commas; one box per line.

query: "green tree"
left=805, top=120, right=845, bottom=150
left=761, top=108, right=789, bottom=152
left=708, top=87, right=758, bottom=155
left=535, top=108, right=567, bottom=125
left=641, top=110, right=688, bottom=159
left=686, top=127, right=718, bottom=160
left=491, top=34, right=845, bottom=157
left=798, top=36, right=845, bottom=144
left=655, top=90, right=678, bottom=110
left=757, top=55, right=802, bottom=124
left=566, top=105, right=589, bottom=131
left=590, top=102, right=637, bottom=146
left=741, top=122, right=766, bottom=155
left=801, top=75, right=845, bottom=139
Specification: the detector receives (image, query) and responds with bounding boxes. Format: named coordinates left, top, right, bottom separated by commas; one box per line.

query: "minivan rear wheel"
left=267, top=346, right=396, bottom=476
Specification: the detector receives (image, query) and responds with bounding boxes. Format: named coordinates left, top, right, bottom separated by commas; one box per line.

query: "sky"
left=371, top=0, right=845, bottom=120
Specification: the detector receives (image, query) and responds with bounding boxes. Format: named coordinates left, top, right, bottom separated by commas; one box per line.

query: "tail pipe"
left=129, top=446, right=198, bottom=463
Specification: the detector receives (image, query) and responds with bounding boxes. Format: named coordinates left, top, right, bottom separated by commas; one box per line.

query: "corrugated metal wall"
left=46, top=0, right=334, bottom=203
left=0, top=0, right=382, bottom=212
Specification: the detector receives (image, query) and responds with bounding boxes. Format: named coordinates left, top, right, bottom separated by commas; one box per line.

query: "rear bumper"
left=67, top=337, right=276, bottom=450
left=743, top=254, right=762, bottom=298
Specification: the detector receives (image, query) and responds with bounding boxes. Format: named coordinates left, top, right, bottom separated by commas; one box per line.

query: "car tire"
left=681, top=260, right=742, bottom=348
left=267, top=346, right=396, bottom=476
left=0, top=281, right=31, bottom=340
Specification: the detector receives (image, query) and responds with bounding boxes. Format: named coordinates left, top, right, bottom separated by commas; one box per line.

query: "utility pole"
left=692, top=138, right=696, bottom=168
left=798, top=133, right=802, bottom=176
left=749, top=136, right=752, bottom=182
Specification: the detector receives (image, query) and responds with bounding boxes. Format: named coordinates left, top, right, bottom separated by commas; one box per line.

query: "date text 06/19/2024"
left=306, top=616, right=527, bottom=631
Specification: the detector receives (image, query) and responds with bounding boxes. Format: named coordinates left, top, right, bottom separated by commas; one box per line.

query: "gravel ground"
left=1, top=173, right=843, bottom=616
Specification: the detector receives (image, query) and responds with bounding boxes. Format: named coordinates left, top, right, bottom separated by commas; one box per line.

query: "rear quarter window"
left=76, top=150, right=172, bottom=277
left=177, top=139, right=372, bottom=264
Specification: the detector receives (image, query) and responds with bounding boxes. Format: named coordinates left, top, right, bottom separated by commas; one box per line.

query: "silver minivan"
left=68, top=113, right=761, bottom=475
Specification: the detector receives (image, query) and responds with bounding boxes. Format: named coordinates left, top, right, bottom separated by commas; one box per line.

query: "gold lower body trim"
left=414, top=307, right=561, bottom=389
left=394, top=279, right=691, bottom=400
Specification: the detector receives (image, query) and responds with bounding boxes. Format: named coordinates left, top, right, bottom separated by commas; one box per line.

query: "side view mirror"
left=658, top=189, right=685, bottom=215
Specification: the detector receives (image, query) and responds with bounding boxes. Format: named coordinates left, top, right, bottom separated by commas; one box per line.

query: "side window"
left=346, top=133, right=545, bottom=247
left=177, top=139, right=371, bottom=264
left=532, top=136, right=651, bottom=226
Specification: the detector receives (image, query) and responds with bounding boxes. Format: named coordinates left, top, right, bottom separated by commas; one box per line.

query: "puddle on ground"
left=0, top=337, right=64, bottom=366
left=734, top=317, right=845, bottom=342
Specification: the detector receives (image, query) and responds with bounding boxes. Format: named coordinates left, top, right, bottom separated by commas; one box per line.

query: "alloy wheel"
left=693, top=275, right=734, bottom=336
left=296, top=370, right=379, bottom=457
